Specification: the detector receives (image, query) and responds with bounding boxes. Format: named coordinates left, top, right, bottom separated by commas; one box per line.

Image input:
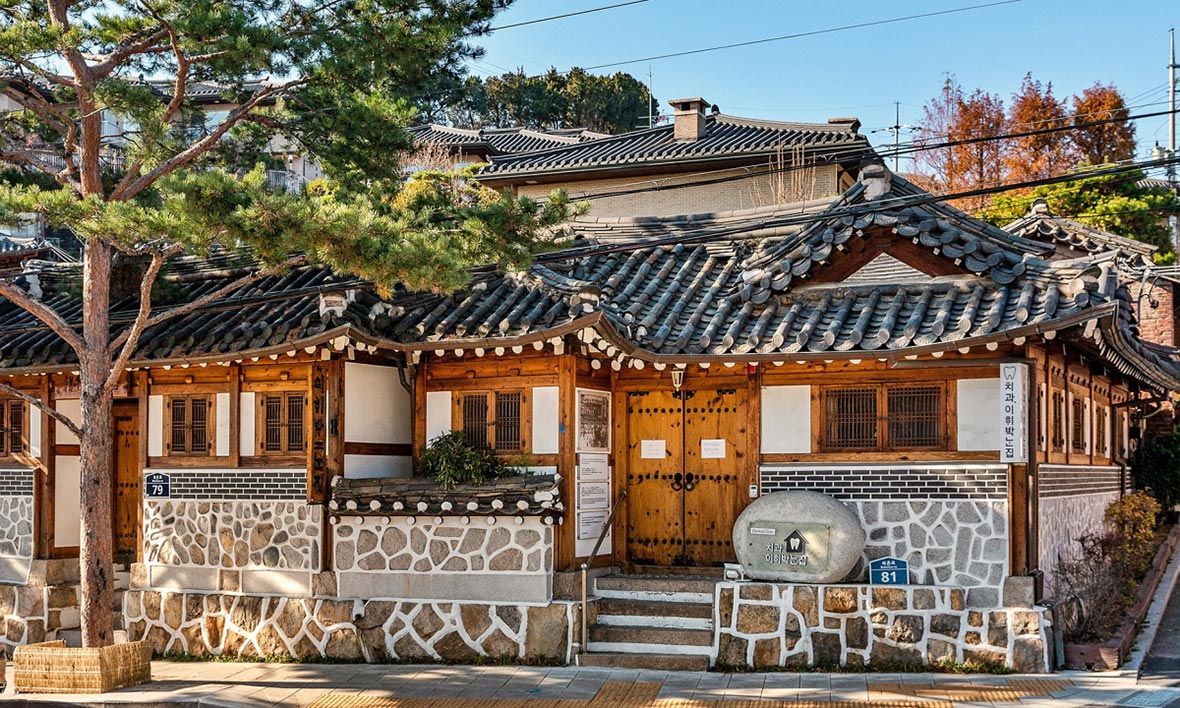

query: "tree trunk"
left=79, top=238, right=115, bottom=647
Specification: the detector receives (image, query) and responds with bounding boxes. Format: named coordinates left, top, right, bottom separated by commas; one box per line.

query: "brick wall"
left=514, top=164, right=841, bottom=218
left=1127, top=279, right=1176, bottom=347
left=0, top=467, right=33, bottom=495
left=144, top=467, right=305, bottom=500
left=759, top=464, right=1007, bottom=500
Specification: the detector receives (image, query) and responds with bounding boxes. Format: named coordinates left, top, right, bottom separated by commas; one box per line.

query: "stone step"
left=576, top=651, right=710, bottom=671
left=594, top=575, right=716, bottom=603
left=589, top=624, right=713, bottom=648
left=595, top=598, right=713, bottom=630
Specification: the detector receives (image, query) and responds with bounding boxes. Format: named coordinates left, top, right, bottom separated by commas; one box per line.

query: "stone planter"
left=12, top=639, right=152, bottom=693
left=1063, top=523, right=1180, bottom=670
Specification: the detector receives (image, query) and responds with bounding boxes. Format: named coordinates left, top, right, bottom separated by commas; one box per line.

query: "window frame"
left=451, top=389, right=531, bottom=454
left=1070, top=395, right=1087, bottom=453
left=1050, top=389, right=1066, bottom=452
left=256, top=390, right=308, bottom=456
left=0, top=399, right=28, bottom=460
left=819, top=382, right=949, bottom=453
left=163, top=394, right=215, bottom=457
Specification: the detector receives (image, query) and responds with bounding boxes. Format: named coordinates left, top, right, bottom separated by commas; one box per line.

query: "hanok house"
left=0, top=164, right=1178, bottom=672
left=407, top=124, right=609, bottom=171
left=475, top=97, right=870, bottom=217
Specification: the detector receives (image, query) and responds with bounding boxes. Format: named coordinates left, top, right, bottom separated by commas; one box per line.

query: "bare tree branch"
left=0, top=279, right=85, bottom=354
left=112, top=79, right=309, bottom=202
left=103, top=243, right=182, bottom=393
left=0, top=381, right=83, bottom=439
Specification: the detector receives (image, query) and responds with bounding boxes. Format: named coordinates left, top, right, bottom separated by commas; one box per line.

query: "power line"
left=489, top=0, right=649, bottom=32
left=580, top=0, right=1022, bottom=71
left=538, top=154, right=1180, bottom=264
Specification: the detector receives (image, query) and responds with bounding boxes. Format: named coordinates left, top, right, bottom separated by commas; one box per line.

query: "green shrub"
left=418, top=432, right=505, bottom=490
left=1106, top=490, right=1161, bottom=578
left=1133, top=432, right=1180, bottom=511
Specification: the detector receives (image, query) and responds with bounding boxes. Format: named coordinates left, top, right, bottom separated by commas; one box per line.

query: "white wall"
left=532, top=386, right=560, bottom=455
left=148, top=394, right=163, bottom=457
left=344, top=363, right=411, bottom=444
left=343, top=454, right=413, bottom=479
left=761, top=386, right=811, bottom=454
left=54, top=455, right=81, bottom=547
left=957, top=378, right=1000, bottom=451
left=240, top=392, right=256, bottom=457
left=425, top=391, right=452, bottom=444
left=215, top=392, right=231, bottom=457
left=55, top=398, right=81, bottom=446
left=29, top=402, right=41, bottom=458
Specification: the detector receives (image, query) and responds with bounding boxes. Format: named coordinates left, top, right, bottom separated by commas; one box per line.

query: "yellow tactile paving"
left=869, top=677, right=1073, bottom=703
left=307, top=681, right=959, bottom=708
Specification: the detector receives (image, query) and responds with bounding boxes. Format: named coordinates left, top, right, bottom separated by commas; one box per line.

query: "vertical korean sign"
left=1000, top=363, right=1029, bottom=463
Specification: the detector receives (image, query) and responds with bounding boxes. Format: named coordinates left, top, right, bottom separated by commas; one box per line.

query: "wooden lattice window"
left=1071, top=396, right=1087, bottom=453
left=165, top=395, right=213, bottom=456
left=454, top=390, right=529, bottom=453
left=0, top=400, right=26, bottom=457
left=822, top=384, right=946, bottom=452
left=1051, top=390, right=1065, bottom=451
left=258, top=392, right=306, bottom=455
left=1095, top=405, right=1108, bottom=456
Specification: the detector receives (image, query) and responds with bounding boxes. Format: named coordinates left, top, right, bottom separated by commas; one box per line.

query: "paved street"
left=2, top=659, right=1174, bottom=707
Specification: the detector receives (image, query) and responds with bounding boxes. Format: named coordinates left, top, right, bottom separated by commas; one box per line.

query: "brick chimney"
left=669, top=97, right=710, bottom=141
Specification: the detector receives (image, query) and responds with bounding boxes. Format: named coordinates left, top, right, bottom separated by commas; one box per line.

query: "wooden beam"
left=34, top=376, right=52, bottom=560
left=413, top=357, right=428, bottom=463
left=556, top=351, right=577, bottom=572
left=228, top=363, right=241, bottom=468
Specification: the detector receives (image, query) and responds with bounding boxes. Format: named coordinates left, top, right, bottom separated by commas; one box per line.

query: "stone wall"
left=0, top=468, right=34, bottom=584
left=715, top=582, right=1049, bottom=673
left=1038, top=465, right=1122, bottom=593
left=332, top=516, right=554, bottom=603
left=760, top=465, right=1009, bottom=608
left=0, top=560, right=81, bottom=653
left=142, top=500, right=321, bottom=595
left=124, top=590, right=574, bottom=663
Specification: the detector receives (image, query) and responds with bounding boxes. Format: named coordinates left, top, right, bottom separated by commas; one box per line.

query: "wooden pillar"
left=412, top=356, right=428, bottom=463
left=34, top=376, right=54, bottom=560
left=610, top=372, right=628, bottom=567
left=556, top=351, right=577, bottom=572
left=228, top=363, right=241, bottom=468
left=746, top=365, right=762, bottom=499
left=1009, top=462, right=1029, bottom=576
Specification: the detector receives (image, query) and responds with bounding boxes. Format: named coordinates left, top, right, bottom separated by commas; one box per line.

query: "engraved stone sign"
left=733, top=491, right=865, bottom=583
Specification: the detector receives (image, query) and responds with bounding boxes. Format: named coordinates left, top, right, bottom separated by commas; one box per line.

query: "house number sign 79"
left=145, top=472, right=171, bottom=499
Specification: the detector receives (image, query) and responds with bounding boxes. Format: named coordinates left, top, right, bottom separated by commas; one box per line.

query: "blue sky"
left=474, top=0, right=1179, bottom=173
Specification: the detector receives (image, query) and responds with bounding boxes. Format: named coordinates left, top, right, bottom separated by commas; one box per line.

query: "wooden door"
left=624, top=390, right=684, bottom=566
left=112, top=401, right=141, bottom=560
left=682, top=388, right=746, bottom=566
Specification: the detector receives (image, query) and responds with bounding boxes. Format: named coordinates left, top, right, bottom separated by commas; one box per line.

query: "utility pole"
left=871, top=102, right=913, bottom=172
left=1170, top=28, right=1177, bottom=184
left=646, top=67, right=656, bottom=128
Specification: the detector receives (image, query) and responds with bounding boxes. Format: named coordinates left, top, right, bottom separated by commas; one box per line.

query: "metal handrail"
left=578, top=489, right=627, bottom=656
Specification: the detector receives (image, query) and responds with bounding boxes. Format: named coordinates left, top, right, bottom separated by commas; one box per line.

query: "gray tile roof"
left=329, top=474, right=562, bottom=518
left=408, top=124, right=608, bottom=157
left=1004, top=199, right=1156, bottom=267
left=0, top=167, right=1176, bottom=391
left=477, top=113, right=869, bottom=180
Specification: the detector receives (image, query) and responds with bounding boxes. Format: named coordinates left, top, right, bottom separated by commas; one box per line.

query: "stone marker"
left=733, top=491, right=865, bottom=583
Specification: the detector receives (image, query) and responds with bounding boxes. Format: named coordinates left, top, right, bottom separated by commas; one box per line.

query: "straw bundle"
left=13, top=640, right=151, bottom=694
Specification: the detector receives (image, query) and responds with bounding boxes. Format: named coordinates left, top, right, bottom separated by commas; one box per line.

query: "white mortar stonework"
left=333, top=517, right=551, bottom=575
left=144, top=501, right=321, bottom=571
left=0, top=496, right=33, bottom=562
left=123, top=590, right=575, bottom=663
left=852, top=501, right=1008, bottom=609
left=714, top=583, right=1050, bottom=673
left=1039, top=494, right=1117, bottom=592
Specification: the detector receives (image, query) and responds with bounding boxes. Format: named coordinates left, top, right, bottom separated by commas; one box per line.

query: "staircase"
left=577, top=575, right=718, bottom=671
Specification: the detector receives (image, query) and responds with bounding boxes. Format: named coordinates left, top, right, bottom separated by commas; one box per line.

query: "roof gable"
left=841, top=253, right=933, bottom=286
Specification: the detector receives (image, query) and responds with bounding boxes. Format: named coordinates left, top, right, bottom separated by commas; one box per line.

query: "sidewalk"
left=0, top=659, right=1163, bottom=707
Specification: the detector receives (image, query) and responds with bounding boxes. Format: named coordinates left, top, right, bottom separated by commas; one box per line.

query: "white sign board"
left=1000, top=363, right=1029, bottom=463
left=578, top=482, right=611, bottom=510
left=575, top=511, right=612, bottom=557
left=701, top=438, right=727, bottom=459
left=640, top=439, right=666, bottom=459
left=577, top=452, right=610, bottom=482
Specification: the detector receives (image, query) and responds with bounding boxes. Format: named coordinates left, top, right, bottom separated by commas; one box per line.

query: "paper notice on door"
left=701, top=438, right=727, bottom=459
left=640, top=439, right=666, bottom=459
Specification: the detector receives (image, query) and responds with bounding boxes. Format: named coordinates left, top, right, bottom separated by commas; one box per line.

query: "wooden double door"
left=624, top=388, right=747, bottom=567
left=113, top=400, right=141, bottom=560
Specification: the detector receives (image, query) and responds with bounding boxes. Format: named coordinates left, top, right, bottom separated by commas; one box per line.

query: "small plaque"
left=869, top=557, right=910, bottom=585
left=145, top=472, right=171, bottom=499
left=640, top=439, right=666, bottom=459
left=701, top=438, right=726, bottom=459
left=742, top=520, right=831, bottom=575
left=578, top=482, right=611, bottom=510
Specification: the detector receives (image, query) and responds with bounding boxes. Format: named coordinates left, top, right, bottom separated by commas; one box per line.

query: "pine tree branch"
left=106, top=254, right=310, bottom=367
left=0, top=279, right=85, bottom=354
left=88, top=28, right=171, bottom=78
left=111, top=79, right=309, bottom=202
left=0, top=381, right=83, bottom=439
left=103, top=243, right=182, bottom=394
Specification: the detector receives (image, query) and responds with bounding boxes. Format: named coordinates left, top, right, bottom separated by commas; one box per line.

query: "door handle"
left=684, top=472, right=696, bottom=491
left=671, top=472, right=683, bottom=492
